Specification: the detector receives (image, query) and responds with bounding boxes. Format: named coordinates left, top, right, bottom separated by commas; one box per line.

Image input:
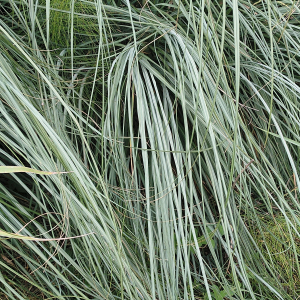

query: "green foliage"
left=204, top=285, right=235, bottom=300
left=251, top=213, right=300, bottom=298
left=0, top=0, right=300, bottom=299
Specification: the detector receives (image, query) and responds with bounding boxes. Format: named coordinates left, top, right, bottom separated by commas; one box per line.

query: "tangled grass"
left=0, top=0, right=300, bottom=299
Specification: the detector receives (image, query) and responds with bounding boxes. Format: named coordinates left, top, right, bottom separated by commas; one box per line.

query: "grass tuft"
left=0, top=0, right=300, bottom=299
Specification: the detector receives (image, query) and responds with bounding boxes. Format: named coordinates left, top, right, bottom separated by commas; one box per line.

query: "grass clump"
left=0, top=0, right=300, bottom=299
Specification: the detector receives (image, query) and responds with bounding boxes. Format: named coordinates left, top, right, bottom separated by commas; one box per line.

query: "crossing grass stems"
left=0, top=0, right=300, bottom=299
